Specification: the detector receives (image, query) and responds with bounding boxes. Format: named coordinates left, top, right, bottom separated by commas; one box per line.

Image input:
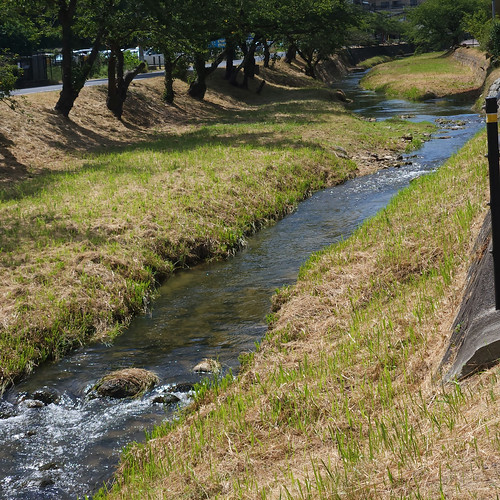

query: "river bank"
left=0, top=62, right=434, bottom=390
left=98, top=119, right=494, bottom=500
left=361, top=48, right=488, bottom=101
left=95, top=55, right=500, bottom=498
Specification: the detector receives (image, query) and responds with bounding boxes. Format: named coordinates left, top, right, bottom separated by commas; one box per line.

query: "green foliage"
left=348, top=9, right=405, bottom=46
left=406, top=0, right=490, bottom=51
left=279, top=0, right=357, bottom=77
left=123, top=50, right=143, bottom=71
left=463, top=10, right=492, bottom=51
left=0, top=0, right=59, bottom=56
left=488, top=20, right=500, bottom=58
left=2, top=0, right=369, bottom=107
left=0, top=51, right=19, bottom=100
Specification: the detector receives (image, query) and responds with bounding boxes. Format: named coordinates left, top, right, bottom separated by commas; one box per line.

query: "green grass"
left=361, top=51, right=482, bottom=101
left=96, top=130, right=493, bottom=499
left=0, top=88, right=435, bottom=390
left=358, top=55, right=394, bottom=70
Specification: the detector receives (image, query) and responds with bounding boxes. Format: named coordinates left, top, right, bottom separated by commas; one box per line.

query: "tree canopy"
left=406, top=0, right=490, bottom=51
left=0, top=0, right=361, bottom=111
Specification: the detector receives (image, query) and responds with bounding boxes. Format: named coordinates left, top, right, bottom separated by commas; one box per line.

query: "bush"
left=173, top=56, right=190, bottom=81
left=463, top=11, right=492, bottom=51
left=489, top=20, right=500, bottom=57
left=0, top=52, right=19, bottom=100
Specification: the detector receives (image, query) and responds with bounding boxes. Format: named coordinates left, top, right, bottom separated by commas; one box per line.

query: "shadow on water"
left=0, top=72, right=486, bottom=499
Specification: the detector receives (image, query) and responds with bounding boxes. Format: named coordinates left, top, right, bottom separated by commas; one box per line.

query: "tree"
left=79, top=0, right=148, bottom=118
left=346, top=8, right=404, bottom=46
left=54, top=0, right=108, bottom=117
left=146, top=0, right=186, bottom=104
left=279, top=0, right=356, bottom=79
left=0, top=0, right=63, bottom=56
left=227, top=0, right=275, bottom=88
left=406, top=0, right=490, bottom=51
left=0, top=51, right=19, bottom=101
left=181, top=0, right=229, bottom=99
left=147, top=0, right=230, bottom=101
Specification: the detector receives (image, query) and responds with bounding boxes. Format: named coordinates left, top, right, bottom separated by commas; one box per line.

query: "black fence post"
left=486, top=96, right=500, bottom=310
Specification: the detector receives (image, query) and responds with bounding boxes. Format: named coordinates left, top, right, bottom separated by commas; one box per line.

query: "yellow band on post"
left=487, top=113, right=498, bottom=123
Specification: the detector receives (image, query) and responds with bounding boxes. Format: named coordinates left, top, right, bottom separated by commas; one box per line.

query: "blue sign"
left=209, top=38, right=226, bottom=49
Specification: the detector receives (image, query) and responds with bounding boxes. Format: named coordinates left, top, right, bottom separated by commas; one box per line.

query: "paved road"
left=12, top=70, right=166, bottom=96
left=11, top=53, right=282, bottom=96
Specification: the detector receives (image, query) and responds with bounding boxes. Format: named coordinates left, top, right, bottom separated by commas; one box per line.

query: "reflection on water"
left=0, top=73, right=486, bottom=499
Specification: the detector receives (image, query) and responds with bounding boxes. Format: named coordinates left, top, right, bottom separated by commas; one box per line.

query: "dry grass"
left=99, top=130, right=499, bottom=499
left=92, top=368, right=159, bottom=398
left=0, top=74, right=239, bottom=184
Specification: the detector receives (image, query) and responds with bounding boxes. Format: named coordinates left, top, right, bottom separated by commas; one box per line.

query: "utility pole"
left=486, top=97, right=500, bottom=310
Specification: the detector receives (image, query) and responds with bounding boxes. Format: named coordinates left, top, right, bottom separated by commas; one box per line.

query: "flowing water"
left=0, top=72, right=486, bottom=499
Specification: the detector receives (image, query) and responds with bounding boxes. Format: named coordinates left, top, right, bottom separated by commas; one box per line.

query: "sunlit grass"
left=358, top=55, right=394, bottom=69
left=361, top=51, right=485, bottom=101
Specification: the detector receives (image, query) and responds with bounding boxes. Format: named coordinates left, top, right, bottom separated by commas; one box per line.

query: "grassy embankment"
left=98, top=122, right=498, bottom=499
left=96, top=54, right=500, bottom=498
left=0, top=63, right=434, bottom=390
left=361, top=50, right=486, bottom=101
left=357, top=55, right=394, bottom=70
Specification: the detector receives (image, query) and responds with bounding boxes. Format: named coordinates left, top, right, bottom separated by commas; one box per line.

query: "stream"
left=0, top=72, right=486, bottom=499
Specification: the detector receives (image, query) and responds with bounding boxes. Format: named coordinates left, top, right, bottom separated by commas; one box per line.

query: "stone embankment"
left=343, top=43, right=414, bottom=66
left=440, top=214, right=500, bottom=380
left=452, top=47, right=489, bottom=84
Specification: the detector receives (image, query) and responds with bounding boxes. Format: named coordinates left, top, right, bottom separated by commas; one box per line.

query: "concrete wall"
left=452, top=47, right=489, bottom=82
left=342, top=43, right=414, bottom=65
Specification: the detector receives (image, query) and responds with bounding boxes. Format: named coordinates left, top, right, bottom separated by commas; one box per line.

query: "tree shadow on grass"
left=0, top=78, right=348, bottom=201
left=0, top=133, right=30, bottom=184
left=44, top=113, right=137, bottom=153
left=0, top=120, right=343, bottom=204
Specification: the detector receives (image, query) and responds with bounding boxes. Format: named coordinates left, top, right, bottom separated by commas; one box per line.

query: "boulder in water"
left=31, top=387, right=60, bottom=405
left=0, top=401, right=17, bottom=419
left=170, top=383, right=194, bottom=393
left=152, top=393, right=180, bottom=405
left=333, top=88, right=352, bottom=103
left=93, top=368, right=159, bottom=399
left=193, top=358, right=221, bottom=374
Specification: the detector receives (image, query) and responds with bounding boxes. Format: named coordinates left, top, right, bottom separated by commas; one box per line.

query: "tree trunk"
left=242, top=40, right=258, bottom=89
left=106, top=47, right=119, bottom=116
left=163, top=55, right=175, bottom=104
left=224, top=41, right=235, bottom=80
left=54, top=0, right=78, bottom=117
left=188, top=50, right=226, bottom=100
left=304, top=62, right=316, bottom=78
left=107, top=45, right=146, bottom=119
left=296, top=48, right=317, bottom=79
left=230, top=38, right=258, bottom=88
left=263, top=42, right=271, bottom=68
left=188, top=54, right=207, bottom=100
left=54, top=0, right=103, bottom=117
left=285, top=44, right=296, bottom=64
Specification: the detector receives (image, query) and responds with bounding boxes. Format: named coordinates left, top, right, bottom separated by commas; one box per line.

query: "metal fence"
left=17, top=53, right=62, bottom=87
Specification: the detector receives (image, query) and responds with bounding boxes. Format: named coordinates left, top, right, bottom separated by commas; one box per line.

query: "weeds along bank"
left=361, top=49, right=488, bottom=101
left=98, top=130, right=497, bottom=499
left=0, top=63, right=434, bottom=390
